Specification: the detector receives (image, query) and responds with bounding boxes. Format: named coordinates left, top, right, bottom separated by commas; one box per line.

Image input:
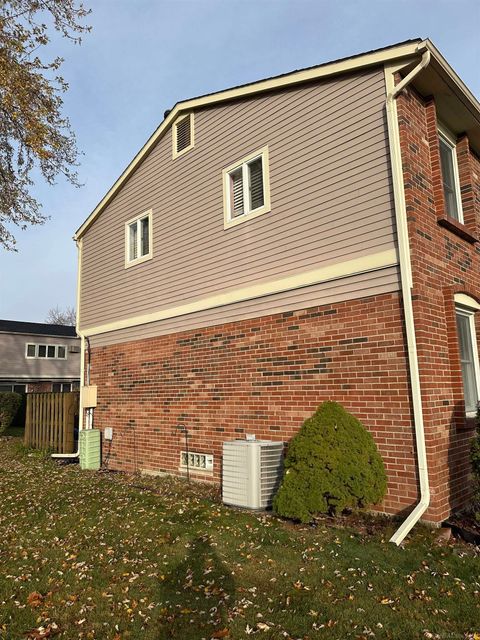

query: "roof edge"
left=75, top=39, right=426, bottom=240
left=75, top=38, right=480, bottom=240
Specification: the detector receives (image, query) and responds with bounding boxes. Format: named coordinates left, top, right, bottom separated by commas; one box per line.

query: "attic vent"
left=173, top=113, right=194, bottom=158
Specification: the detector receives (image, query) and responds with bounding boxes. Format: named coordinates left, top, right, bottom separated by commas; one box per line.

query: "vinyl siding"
left=0, top=333, right=81, bottom=379
left=80, top=67, right=399, bottom=336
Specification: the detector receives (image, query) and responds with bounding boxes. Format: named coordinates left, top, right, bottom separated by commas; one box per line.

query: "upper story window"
left=223, top=146, right=271, bottom=229
left=454, top=294, right=480, bottom=416
left=125, top=210, right=152, bottom=268
left=438, top=125, right=463, bottom=223
left=172, top=113, right=194, bottom=159
left=26, top=343, right=67, bottom=360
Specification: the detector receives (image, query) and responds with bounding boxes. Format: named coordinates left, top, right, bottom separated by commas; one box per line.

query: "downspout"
left=385, top=48, right=431, bottom=544
left=52, top=237, right=85, bottom=459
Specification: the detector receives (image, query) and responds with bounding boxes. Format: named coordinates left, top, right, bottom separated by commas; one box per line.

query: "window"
left=172, top=113, right=194, bottom=159
left=438, top=125, right=463, bottom=223
left=223, top=146, right=271, bottom=228
left=52, top=382, right=72, bottom=393
left=25, top=344, right=67, bottom=360
left=455, top=295, right=480, bottom=416
left=125, top=210, right=152, bottom=268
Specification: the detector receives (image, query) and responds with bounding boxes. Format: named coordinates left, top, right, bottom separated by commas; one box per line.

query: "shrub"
left=0, top=392, right=22, bottom=435
left=470, top=408, right=480, bottom=521
left=273, top=401, right=387, bottom=523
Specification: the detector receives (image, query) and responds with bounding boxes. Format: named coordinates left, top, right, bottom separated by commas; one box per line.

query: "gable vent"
left=175, top=114, right=192, bottom=154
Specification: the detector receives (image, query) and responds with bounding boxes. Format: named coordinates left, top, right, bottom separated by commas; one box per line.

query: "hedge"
left=0, top=392, right=23, bottom=435
left=273, top=401, right=387, bottom=523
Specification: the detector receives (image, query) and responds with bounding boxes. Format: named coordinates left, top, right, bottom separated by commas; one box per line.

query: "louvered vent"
left=248, top=157, right=264, bottom=210
left=222, top=440, right=284, bottom=509
left=176, top=115, right=191, bottom=154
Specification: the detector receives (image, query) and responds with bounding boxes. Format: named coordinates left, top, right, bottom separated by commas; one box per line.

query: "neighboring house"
left=0, top=320, right=81, bottom=394
left=75, top=38, right=480, bottom=529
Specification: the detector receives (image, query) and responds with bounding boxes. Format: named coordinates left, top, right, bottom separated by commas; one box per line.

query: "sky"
left=0, top=0, right=479, bottom=322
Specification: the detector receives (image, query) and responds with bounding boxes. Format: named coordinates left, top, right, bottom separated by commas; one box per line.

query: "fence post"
left=25, top=394, right=32, bottom=447
left=63, top=393, right=76, bottom=454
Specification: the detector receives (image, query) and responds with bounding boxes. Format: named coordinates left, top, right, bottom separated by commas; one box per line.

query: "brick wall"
left=87, top=82, right=479, bottom=526
left=27, top=382, right=53, bottom=393
left=90, top=291, right=422, bottom=519
left=397, top=84, right=480, bottom=521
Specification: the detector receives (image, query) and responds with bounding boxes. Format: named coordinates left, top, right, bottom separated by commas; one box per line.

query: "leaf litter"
left=0, top=437, right=479, bottom=639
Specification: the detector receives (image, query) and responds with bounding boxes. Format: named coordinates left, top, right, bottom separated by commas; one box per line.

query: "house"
left=0, top=320, right=81, bottom=394
left=74, top=38, right=480, bottom=537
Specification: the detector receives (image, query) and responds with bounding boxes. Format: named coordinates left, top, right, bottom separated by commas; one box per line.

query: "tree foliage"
left=0, top=0, right=90, bottom=250
left=45, top=304, right=76, bottom=325
left=273, top=401, right=387, bottom=523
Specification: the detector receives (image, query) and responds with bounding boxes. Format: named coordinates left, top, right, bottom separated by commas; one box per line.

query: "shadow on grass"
left=154, top=536, right=235, bottom=639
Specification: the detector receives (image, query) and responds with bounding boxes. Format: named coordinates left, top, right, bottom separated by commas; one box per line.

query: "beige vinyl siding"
left=80, top=68, right=398, bottom=334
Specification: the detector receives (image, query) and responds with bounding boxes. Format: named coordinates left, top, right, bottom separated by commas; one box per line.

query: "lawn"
left=0, top=434, right=479, bottom=640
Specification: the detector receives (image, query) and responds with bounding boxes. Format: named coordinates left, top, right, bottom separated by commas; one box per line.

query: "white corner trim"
left=454, top=293, right=480, bottom=311
left=80, top=248, right=398, bottom=337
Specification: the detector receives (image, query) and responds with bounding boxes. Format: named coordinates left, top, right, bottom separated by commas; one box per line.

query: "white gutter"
left=52, top=238, right=84, bottom=459
left=385, top=48, right=431, bottom=545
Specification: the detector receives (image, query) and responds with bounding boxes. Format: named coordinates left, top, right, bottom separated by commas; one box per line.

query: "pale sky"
left=0, top=0, right=479, bottom=322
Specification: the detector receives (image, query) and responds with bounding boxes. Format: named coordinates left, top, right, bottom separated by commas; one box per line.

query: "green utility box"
left=79, top=429, right=101, bottom=470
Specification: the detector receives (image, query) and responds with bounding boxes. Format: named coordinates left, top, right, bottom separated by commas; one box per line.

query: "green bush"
left=470, top=408, right=480, bottom=521
left=273, top=401, right=387, bottom=523
left=0, top=392, right=22, bottom=435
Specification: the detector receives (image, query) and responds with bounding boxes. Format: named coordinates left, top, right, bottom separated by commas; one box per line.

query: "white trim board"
left=80, top=248, right=398, bottom=337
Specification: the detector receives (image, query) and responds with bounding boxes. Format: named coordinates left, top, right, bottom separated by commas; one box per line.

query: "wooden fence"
left=25, top=392, right=79, bottom=453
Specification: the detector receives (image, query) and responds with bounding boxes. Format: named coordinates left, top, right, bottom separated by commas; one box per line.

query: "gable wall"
left=80, top=67, right=399, bottom=343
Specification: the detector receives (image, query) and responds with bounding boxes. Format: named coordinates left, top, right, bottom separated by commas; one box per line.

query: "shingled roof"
left=0, top=319, right=77, bottom=337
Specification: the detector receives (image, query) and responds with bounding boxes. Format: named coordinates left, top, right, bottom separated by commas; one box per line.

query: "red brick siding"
left=27, top=382, right=53, bottom=393
left=90, top=292, right=421, bottom=519
left=397, top=84, right=480, bottom=521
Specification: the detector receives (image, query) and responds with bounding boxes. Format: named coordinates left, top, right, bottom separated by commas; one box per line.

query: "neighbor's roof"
left=0, top=319, right=77, bottom=338
left=75, top=37, right=480, bottom=240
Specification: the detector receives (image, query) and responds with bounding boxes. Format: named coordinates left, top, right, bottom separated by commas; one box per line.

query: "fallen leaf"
left=26, top=592, right=43, bottom=609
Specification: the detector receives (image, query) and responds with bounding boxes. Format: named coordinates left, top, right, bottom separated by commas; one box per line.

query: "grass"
left=0, top=436, right=479, bottom=640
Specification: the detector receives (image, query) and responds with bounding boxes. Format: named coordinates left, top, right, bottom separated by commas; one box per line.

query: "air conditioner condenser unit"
left=222, top=440, right=284, bottom=510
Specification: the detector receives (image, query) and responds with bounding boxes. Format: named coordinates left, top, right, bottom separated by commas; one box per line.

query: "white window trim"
left=25, top=343, right=36, bottom=359
left=25, top=343, right=68, bottom=360
left=438, top=123, right=464, bottom=224
left=223, top=146, right=271, bottom=229
left=124, top=209, right=153, bottom=269
left=454, top=294, right=480, bottom=417
left=172, top=112, right=195, bottom=159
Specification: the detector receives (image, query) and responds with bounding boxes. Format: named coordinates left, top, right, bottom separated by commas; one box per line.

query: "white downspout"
left=52, top=237, right=84, bottom=458
left=385, top=48, right=431, bottom=544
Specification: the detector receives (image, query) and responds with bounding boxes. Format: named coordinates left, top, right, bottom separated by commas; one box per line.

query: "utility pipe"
left=385, top=48, right=431, bottom=545
left=52, top=238, right=85, bottom=459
